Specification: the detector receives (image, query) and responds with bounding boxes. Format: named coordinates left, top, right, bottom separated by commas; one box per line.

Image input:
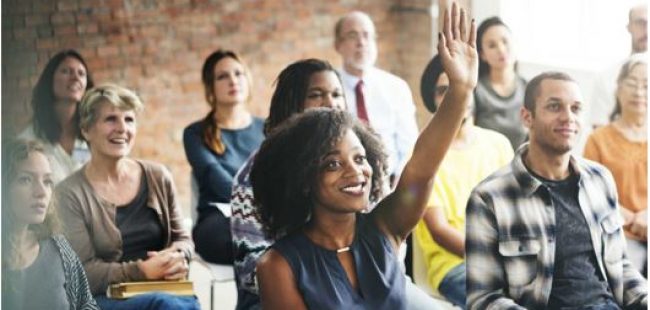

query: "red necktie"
left=355, top=80, right=369, bottom=123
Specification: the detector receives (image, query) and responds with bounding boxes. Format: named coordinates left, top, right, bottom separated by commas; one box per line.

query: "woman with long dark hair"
left=19, top=49, right=95, bottom=184
left=474, top=17, right=527, bottom=149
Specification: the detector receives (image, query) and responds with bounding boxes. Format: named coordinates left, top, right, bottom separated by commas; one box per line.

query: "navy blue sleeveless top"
left=272, top=214, right=406, bottom=310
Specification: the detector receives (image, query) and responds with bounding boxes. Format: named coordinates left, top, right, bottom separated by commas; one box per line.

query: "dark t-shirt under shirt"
left=528, top=168, right=618, bottom=309
left=116, top=176, right=164, bottom=262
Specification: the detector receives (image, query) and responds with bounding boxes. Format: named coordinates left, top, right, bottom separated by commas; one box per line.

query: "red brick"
left=85, top=57, right=108, bottom=71
left=120, top=44, right=143, bottom=56
left=97, top=45, right=120, bottom=57
left=33, top=0, right=56, bottom=13
left=35, top=37, right=58, bottom=49
left=57, top=0, right=79, bottom=12
left=36, top=25, right=54, bottom=37
left=13, top=28, right=37, bottom=39
left=51, top=12, right=75, bottom=25
left=54, top=25, right=77, bottom=36
left=77, top=23, right=99, bottom=34
left=25, top=13, right=48, bottom=26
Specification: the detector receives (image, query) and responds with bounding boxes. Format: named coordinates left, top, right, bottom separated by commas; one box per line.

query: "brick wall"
left=2, top=0, right=438, bottom=217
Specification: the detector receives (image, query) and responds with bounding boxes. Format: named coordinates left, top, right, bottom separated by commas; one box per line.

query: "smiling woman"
left=18, top=50, right=95, bottom=184
left=55, top=84, right=200, bottom=310
left=251, top=3, right=479, bottom=308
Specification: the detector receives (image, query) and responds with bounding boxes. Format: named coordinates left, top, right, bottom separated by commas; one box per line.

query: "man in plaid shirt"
left=466, top=71, right=647, bottom=309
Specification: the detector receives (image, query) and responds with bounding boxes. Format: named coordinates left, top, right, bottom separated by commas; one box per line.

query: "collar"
left=338, top=67, right=371, bottom=90
left=512, top=143, right=585, bottom=197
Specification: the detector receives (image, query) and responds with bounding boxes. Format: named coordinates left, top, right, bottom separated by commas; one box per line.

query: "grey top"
left=3, top=236, right=98, bottom=310
left=5, top=238, right=69, bottom=309
left=474, top=75, right=528, bottom=149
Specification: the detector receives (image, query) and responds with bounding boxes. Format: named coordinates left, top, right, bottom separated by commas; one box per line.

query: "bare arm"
left=257, top=249, right=308, bottom=310
left=373, top=2, right=479, bottom=247
left=423, top=208, right=465, bottom=257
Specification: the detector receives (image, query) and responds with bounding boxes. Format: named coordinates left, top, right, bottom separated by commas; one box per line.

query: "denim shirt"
left=466, top=144, right=647, bottom=310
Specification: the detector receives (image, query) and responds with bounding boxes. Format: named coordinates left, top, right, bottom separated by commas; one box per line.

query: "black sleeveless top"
left=272, top=214, right=406, bottom=310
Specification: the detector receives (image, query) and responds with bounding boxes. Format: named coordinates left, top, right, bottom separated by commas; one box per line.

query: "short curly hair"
left=251, top=108, right=387, bottom=239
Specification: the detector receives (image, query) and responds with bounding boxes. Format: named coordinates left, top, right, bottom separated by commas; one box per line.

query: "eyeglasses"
left=340, top=31, right=377, bottom=42
left=621, top=79, right=648, bottom=92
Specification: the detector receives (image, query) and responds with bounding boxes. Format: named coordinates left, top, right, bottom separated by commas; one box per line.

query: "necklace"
left=336, top=246, right=351, bottom=253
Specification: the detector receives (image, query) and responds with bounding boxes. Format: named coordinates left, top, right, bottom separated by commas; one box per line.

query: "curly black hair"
left=251, top=108, right=387, bottom=239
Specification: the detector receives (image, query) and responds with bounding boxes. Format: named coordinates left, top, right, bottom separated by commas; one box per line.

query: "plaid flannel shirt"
left=466, top=144, right=647, bottom=310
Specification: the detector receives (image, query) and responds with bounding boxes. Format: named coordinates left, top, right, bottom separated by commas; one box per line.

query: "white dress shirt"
left=338, top=67, right=419, bottom=176
left=19, top=125, right=91, bottom=184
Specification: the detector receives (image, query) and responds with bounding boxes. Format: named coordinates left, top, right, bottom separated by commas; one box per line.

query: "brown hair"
left=201, top=49, right=252, bottom=155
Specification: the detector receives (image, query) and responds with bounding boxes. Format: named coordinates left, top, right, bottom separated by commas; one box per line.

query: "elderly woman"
left=19, top=49, right=95, bottom=184
left=584, top=53, right=647, bottom=274
left=2, top=139, right=98, bottom=310
left=55, top=84, right=199, bottom=310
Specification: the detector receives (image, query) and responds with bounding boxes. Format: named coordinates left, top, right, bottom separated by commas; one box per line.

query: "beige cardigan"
left=56, top=159, right=193, bottom=295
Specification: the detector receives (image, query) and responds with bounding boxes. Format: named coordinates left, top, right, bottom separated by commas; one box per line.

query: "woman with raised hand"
left=183, top=50, right=265, bottom=265
left=56, top=84, right=199, bottom=310
left=474, top=17, right=528, bottom=150
left=230, top=58, right=346, bottom=308
left=19, top=49, right=95, bottom=184
left=584, top=53, right=647, bottom=274
left=253, top=3, right=478, bottom=308
left=2, top=139, right=98, bottom=310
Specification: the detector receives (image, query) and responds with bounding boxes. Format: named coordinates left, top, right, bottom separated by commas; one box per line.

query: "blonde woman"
left=56, top=84, right=199, bottom=310
left=2, top=139, right=97, bottom=310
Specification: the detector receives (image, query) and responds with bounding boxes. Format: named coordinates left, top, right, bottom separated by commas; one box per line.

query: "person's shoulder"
left=474, top=127, right=512, bottom=148
left=474, top=126, right=509, bottom=141
left=137, top=159, right=172, bottom=181
left=590, top=124, right=616, bottom=138
left=472, top=160, right=517, bottom=194
left=575, top=156, right=610, bottom=176
left=50, top=234, right=76, bottom=257
left=55, top=167, right=86, bottom=193
left=250, top=117, right=266, bottom=133
left=372, top=67, right=408, bottom=84
left=17, top=124, right=36, bottom=139
left=515, top=73, right=527, bottom=85
left=183, top=119, right=205, bottom=136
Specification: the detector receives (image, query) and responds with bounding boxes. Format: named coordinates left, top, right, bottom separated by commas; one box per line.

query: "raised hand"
left=438, top=2, right=478, bottom=90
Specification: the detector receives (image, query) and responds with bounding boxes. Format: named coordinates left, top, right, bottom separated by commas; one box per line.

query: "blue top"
left=272, top=214, right=406, bottom=310
left=183, top=117, right=265, bottom=213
